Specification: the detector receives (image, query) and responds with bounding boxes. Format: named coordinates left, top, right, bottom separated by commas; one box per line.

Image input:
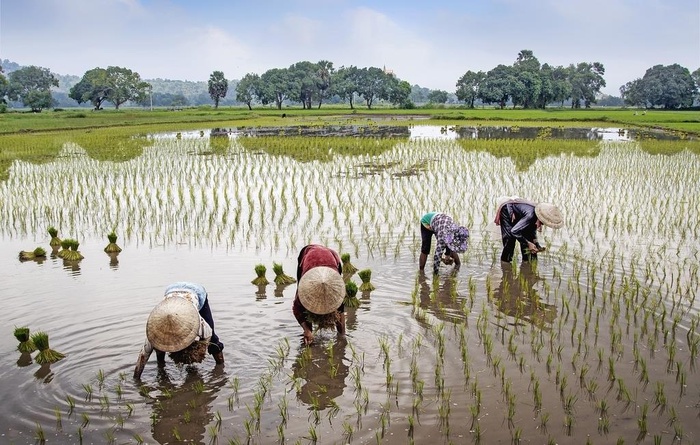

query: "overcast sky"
left=1, top=0, right=698, bottom=96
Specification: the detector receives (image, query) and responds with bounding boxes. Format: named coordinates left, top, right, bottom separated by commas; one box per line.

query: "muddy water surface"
left=1, top=126, right=699, bottom=444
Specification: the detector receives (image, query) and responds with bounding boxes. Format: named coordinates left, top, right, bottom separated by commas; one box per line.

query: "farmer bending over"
left=293, top=244, right=346, bottom=345
left=133, top=282, right=224, bottom=379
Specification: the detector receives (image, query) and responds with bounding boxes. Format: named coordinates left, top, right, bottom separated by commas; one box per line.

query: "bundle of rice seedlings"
left=272, top=262, right=296, bottom=285
left=48, top=227, right=61, bottom=248
left=344, top=281, right=361, bottom=308
left=103, top=232, right=122, bottom=253
left=169, top=340, right=208, bottom=365
left=61, top=239, right=84, bottom=261
left=358, top=269, right=376, bottom=292
left=31, top=331, right=66, bottom=364
left=18, top=247, right=47, bottom=261
left=251, top=264, right=269, bottom=286
left=57, top=239, right=71, bottom=259
left=305, top=311, right=341, bottom=330
left=14, top=326, right=37, bottom=353
left=341, top=253, right=358, bottom=276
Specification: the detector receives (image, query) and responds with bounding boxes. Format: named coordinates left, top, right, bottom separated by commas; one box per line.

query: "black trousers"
left=499, top=206, right=537, bottom=263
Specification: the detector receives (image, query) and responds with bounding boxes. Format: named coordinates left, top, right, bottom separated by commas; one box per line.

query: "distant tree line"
left=0, top=53, right=698, bottom=112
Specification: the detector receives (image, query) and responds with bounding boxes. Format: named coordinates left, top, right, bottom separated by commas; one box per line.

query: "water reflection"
left=291, top=338, right=349, bottom=410
left=490, top=262, right=556, bottom=328
left=147, top=366, right=228, bottom=444
left=62, top=259, right=81, bottom=275
left=34, top=363, right=54, bottom=383
left=416, top=271, right=468, bottom=325
left=16, top=352, right=33, bottom=368
left=107, top=252, right=120, bottom=269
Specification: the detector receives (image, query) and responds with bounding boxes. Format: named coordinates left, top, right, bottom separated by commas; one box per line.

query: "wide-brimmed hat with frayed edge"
left=535, top=203, right=564, bottom=229
left=298, top=266, right=345, bottom=315
left=146, top=297, right=201, bottom=352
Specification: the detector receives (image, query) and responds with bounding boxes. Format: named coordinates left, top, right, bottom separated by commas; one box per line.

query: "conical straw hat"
left=298, top=266, right=345, bottom=315
left=535, top=203, right=564, bottom=229
left=146, top=297, right=200, bottom=352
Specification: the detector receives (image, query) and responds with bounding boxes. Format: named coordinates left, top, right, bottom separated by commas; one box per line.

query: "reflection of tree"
left=491, top=262, right=556, bottom=328
left=148, top=366, right=227, bottom=444
left=416, top=271, right=468, bottom=325
left=291, top=338, right=349, bottom=410
left=457, top=136, right=600, bottom=171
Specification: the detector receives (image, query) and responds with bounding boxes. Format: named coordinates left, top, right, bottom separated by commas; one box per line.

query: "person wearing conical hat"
left=133, top=282, right=224, bottom=379
left=293, top=244, right=346, bottom=345
left=494, top=198, right=564, bottom=263
left=419, top=212, right=470, bottom=274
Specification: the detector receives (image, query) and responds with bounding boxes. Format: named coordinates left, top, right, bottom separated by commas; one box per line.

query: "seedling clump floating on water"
left=272, top=262, right=296, bottom=285
left=61, top=239, right=84, bottom=262
left=344, top=281, right=360, bottom=308
left=14, top=326, right=37, bottom=353
left=31, top=331, right=66, bottom=364
left=358, top=269, right=375, bottom=292
left=341, top=253, right=358, bottom=278
left=47, top=226, right=61, bottom=248
left=251, top=264, right=269, bottom=285
left=56, top=239, right=71, bottom=259
left=103, top=231, right=122, bottom=253
left=18, top=247, right=46, bottom=261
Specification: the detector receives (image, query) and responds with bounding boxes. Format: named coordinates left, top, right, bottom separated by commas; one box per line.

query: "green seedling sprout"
left=31, top=331, right=65, bottom=364
left=251, top=264, right=269, bottom=286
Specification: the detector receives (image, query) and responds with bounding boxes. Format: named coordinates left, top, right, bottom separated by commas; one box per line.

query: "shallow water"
left=1, top=126, right=699, bottom=444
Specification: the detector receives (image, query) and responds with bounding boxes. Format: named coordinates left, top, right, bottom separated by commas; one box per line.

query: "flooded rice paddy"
left=1, top=125, right=699, bottom=444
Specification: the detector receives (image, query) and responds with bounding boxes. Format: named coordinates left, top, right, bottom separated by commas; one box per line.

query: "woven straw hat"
left=146, top=297, right=200, bottom=352
left=535, top=203, right=564, bottom=229
left=298, top=266, right=345, bottom=315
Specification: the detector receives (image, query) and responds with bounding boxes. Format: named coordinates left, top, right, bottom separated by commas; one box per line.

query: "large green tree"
left=455, top=70, right=485, bottom=108
left=288, top=61, right=318, bottom=109
left=511, top=50, right=541, bottom=108
left=643, top=64, right=695, bottom=109
left=69, top=67, right=111, bottom=109
left=568, top=62, right=606, bottom=108
left=208, top=71, right=228, bottom=109
left=356, top=67, right=391, bottom=109
left=259, top=68, right=290, bottom=109
left=235, top=73, right=260, bottom=110
left=478, top=64, right=514, bottom=109
left=619, top=79, right=646, bottom=108
left=621, top=64, right=696, bottom=109
left=105, top=66, right=150, bottom=110
left=331, top=65, right=360, bottom=109
left=315, top=60, right=334, bottom=109
left=6, top=65, right=58, bottom=112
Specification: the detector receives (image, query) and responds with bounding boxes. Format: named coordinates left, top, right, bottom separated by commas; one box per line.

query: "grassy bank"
left=1, top=106, right=699, bottom=135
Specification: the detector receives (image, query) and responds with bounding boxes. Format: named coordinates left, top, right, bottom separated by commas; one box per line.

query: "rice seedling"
left=30, top=331, right=65, bottom=364
left=272, top=261, right=296, bottom=285
left=344, top=280, right=360, bottom=308
left=103, top=231, right=122, bottom=253
left=357, top=268, right=375, bottom=291
left=339, top=252, right=359, bottom=279
left=47, top=226, right=61, bottom=248
left=14, top=326, right=36, bottom=352
left=251, top=264, right=269, bottom=285
left=60, top=238, right=84, bottom=261
left=18, top=246, right=47, bottom=261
